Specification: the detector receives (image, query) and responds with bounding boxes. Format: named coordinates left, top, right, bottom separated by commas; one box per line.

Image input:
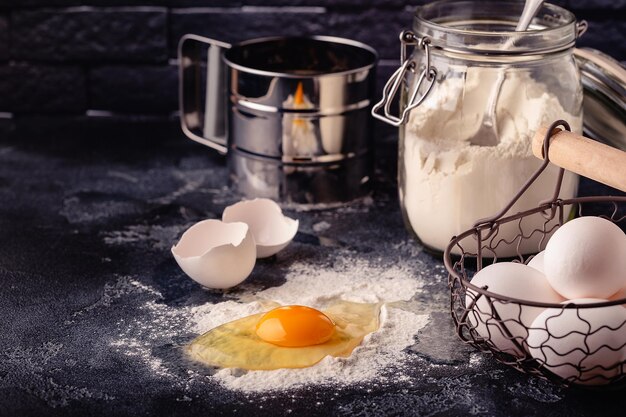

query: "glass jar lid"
left=413, top=0, right=578, bottom=56
left=575, top=48, right=626, bottom=151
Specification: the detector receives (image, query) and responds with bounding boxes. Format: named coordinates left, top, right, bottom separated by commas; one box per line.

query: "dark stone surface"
left=577, top=17, right=626, bottom=61
left=324, top=9, right=409, bottom=60
left=375, top=62, right=398, bottom=101
left=163, top=0, right=242, bottom=5
left=89, top=65, right=178, bottom=114
left=0, top=0, right=80, bottom=5
left=553, top=0, right=626, bottom=10
left=10, top=8, right=168, bottom=63
left=0, top=124, right=625, bottom=415
left=0, top=64, right=86, bottom=113
left=170, top=8, right=408, bottom=60
left=3, top=114, right=182, bottom=144
left=0, top=1, right=238, bottom=6
left=3, top=0, right=623, bottom=9
left=0, top=0, right=624, bottom=116
left=242, top=0, right=416, bottom=6
left=0, top=117, right=14, bottom=137
left=0, top=15, right=7, bottom=61
left=0, top=0, right=404, bottom=7
left=169, top=8, right=327, bottom=57
left=239, top=0, right=626, bottom=8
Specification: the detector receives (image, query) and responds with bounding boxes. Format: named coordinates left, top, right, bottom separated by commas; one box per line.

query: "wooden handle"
left=532, top=127, right=626, bottom=192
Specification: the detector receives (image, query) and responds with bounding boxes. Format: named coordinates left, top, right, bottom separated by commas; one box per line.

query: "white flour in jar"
left=402, top=69, right=582, bottom=255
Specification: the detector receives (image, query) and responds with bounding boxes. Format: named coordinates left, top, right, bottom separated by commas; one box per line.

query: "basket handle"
left=531, top=125, right=626, bottom=193
left=474, top=120, right=626, bottom=228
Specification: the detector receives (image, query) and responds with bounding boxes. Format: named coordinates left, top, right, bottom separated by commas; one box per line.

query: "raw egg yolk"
left=255, top=305, right=335, bottom=347
left=188, top=300, right=382, bottom=370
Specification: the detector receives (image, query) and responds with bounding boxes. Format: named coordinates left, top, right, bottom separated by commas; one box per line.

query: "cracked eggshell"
left=223, top=198, right=299, bottom=258
left=171, top=220, right=256, bottom=289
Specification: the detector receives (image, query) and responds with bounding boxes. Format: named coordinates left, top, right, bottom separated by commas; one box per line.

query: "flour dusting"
left=211, top=306, right=428, bottom=392
left=107, top=252, right=430, bottom=393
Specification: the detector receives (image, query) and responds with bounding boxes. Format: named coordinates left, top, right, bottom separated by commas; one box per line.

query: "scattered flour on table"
left=205, top=305, right=427, bottom=393
left=312, top=221, right=331, bottom=233
left=106, top=255, right=430, bottom=393
left=187, top=258, right=428, bottom=393
left=102, top=225, right=187, bottom=250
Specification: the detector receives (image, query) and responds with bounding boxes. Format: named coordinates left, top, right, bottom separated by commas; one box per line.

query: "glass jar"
left=373, top=0, right=585, bottom=256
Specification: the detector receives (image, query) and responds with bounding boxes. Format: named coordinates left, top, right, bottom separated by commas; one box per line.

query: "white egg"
left=544, top=216, right=626, bottom=299
left=527, top=250, right=545, bottom=273
left=223, top=198, right=298, bottom=258
left=527, top=298, right=626, bottom=385
left=466, top=262, right=565, bottom=356
left=171, top=220, right=256, bottom=289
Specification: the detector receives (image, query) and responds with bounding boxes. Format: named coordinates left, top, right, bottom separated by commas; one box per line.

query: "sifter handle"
left=532, top=127, right=626, bottom=192
left=178, top=34, right=231, bottom=154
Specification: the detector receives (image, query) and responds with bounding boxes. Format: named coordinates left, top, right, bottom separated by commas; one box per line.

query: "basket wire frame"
left=444, top=120, right=626, bottom=387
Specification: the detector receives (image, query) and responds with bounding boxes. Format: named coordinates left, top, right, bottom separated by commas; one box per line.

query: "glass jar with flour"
left=373, top=0, right=586, bottom=256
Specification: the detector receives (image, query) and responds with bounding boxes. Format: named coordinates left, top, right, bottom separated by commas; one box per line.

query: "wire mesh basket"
left=444, top=120, right=626, bottom=387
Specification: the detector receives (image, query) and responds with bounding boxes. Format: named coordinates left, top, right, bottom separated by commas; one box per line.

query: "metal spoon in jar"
left=472, top=0, right=544, bottom=146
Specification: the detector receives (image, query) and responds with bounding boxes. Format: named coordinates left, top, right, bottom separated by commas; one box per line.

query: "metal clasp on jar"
left=371, top=30, right=438, bottom=127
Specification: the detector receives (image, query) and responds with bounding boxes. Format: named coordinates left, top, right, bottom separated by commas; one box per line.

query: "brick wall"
left=0, top=0, right=624, bottom=141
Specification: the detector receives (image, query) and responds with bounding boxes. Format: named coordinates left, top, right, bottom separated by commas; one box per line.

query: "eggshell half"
left=527, top=298, right=626, bottom=385
left=466, top=262, right=565, bottom=357
left=223, top=198, right=299, bottom=258
left=544, top=216, right=626, bottom=299
left=171, top=220, right=256, bottom=289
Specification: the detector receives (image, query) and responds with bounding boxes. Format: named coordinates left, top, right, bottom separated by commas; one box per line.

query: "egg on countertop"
left=188, top=301, right=381, bottom=370
left=466, top=262, right=565, bottom=356
left=463, top=216, right=626, bottom=383
left=527, top=298, right=626, bottom=385
left=544, top=216, right=626, bottom=299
